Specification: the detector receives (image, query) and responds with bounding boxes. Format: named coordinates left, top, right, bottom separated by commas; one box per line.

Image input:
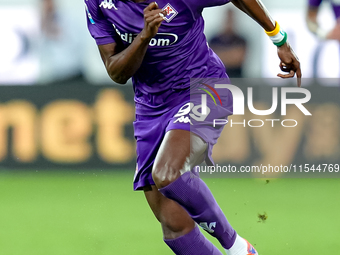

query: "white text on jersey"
left=112, top=24, right=178, bottom=47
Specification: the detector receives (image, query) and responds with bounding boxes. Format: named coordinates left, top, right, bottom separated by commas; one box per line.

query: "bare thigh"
left=143, top=129, right=207, bottom=239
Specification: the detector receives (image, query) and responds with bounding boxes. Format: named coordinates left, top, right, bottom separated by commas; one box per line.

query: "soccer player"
left=85, top=0, right=301, bottom=254
left=307, top=0, right=340, bottom=41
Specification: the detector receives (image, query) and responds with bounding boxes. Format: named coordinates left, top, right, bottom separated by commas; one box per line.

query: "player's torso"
left=98, top=0, right=198, bottom=52
left=94, top=0, right=227, bottom=114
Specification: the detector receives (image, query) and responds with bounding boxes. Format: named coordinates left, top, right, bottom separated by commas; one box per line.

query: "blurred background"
left=0, top=0, right=339, bottom=254
left=1, top=0, right=340, bottom=85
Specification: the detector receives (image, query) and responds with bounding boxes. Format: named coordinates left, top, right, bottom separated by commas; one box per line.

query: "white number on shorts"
left=174, top=103, right=194, bottom=117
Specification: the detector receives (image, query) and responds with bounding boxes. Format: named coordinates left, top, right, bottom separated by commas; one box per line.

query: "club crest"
left=162, top=3, right=178, bottom=23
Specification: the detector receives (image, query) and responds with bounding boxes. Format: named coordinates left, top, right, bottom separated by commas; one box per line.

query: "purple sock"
left=159, top=171, right=236, bottom=249
left=164, top=224, right=223, bottom=255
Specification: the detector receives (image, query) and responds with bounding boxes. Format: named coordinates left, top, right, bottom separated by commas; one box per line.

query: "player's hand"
left=277, top=42, right=302, bottom=87
left=140, top=2, right=167, bottom=40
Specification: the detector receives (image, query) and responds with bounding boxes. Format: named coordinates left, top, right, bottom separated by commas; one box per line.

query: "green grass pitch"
left=0, top=170, right=339, bottom=255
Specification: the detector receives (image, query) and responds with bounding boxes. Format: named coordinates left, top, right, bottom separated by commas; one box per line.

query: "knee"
left=152, top=163, right=182, bottom=189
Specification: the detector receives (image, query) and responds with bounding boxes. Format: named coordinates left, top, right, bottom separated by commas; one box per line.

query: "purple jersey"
left=85, top=0, right=230, bottom=115
left=309, top=0, right=340, bottom=18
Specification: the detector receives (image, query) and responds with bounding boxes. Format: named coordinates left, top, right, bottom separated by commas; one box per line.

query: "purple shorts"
left=133, top=82, right=233, bottom=190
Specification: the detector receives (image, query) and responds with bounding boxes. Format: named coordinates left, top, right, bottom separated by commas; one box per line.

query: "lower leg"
left=157, top=173, right=258, bottom=255
left=164, top=224, right=223, bottom=255
left=144, top=185, right=223, bottom=255
left=152, top=130, right=236, bottom=249
left=144, top=185, right=195, bottom=239
left=159, top=171, right=237, bottom=249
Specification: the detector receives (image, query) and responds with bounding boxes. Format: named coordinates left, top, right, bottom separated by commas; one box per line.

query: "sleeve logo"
left=84, top=3, right=95, bottom=24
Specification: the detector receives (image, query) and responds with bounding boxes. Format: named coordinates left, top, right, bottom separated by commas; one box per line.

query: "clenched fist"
left=140, top=2, right=167, bottom=40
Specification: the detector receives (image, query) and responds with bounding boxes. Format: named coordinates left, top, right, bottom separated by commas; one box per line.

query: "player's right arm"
left=99, top=2, right=166, bottom=84
left=86, top=1, right=166, bottom=84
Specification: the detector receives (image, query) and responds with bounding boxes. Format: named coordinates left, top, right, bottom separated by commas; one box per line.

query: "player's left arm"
left=231, top=0, right=302, bottom=87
